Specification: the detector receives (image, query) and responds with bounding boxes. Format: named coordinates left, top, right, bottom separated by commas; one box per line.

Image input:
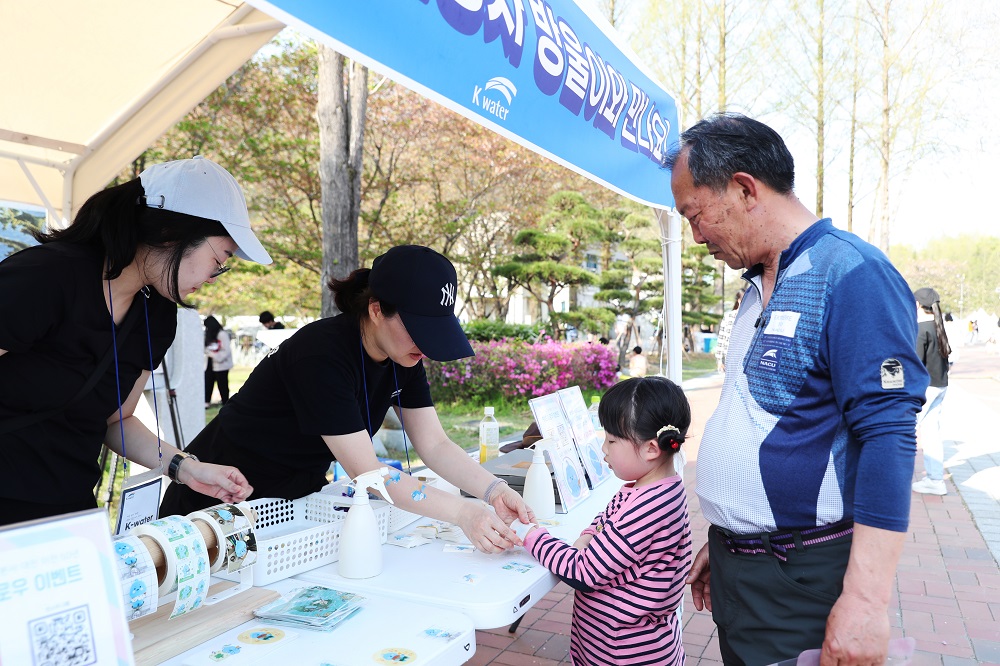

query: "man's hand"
left=820, top=523, right=904, bottom=666
left=687, top=542, right=712, bottom=611
left=820, top=592, right=889, bottom=666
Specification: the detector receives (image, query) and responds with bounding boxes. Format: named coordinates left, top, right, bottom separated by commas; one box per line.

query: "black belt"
left=714, top=520, right=854, bottom=562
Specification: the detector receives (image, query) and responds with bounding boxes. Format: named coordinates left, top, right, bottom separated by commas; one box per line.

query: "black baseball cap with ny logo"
left=369, top=245, right=475, bottom=362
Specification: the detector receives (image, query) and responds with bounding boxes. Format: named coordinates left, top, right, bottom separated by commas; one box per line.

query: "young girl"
left=511, top=376, right=693, bottom=665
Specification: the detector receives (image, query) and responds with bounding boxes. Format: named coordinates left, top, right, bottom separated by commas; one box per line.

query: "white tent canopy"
left=1, top=0, right=683, bottom=381
left=0, top=1, right=283, bottom=224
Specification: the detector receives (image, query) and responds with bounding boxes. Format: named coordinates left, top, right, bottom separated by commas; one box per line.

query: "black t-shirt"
left=177, top=313, right=433, bottom=503
left=917, top=320, right=949, bottom=388
left=0, top=242, right=176, bottom=508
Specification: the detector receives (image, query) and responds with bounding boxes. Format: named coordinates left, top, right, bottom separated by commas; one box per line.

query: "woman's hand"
left=572, top=533, right=594, bottom=550
left=489, top=483, right=535, bottom=526
left=455, top=500, right=521, bottom=554
left=178, top=460, right=253, bottom=505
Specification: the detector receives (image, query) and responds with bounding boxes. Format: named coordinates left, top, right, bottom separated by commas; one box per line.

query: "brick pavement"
left=468, top=345, right=1000, bottom=665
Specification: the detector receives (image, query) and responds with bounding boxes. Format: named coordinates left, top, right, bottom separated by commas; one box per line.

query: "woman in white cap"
left=161, top=245, right=535, bottom=553
left=0, top=156, right=271, bottom=526
left=911, top=286, right=952, bottom=495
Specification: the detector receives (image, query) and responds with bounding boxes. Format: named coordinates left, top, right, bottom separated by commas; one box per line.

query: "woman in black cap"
left=911, top=287, right=952, bottom=496
left=0, top=156, right=270, bottom=526
left=161, top=245, right=535, bottom=553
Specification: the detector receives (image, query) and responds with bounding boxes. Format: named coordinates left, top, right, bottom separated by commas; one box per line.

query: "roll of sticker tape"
left=188, top=502, right=258, bottom=575
left=112, top=534, right=159, bottom=620
left=133, top=515, right=211, bottom=618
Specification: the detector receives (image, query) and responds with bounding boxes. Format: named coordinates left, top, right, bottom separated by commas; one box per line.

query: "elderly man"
left=666, top=113, right=927, bottom=666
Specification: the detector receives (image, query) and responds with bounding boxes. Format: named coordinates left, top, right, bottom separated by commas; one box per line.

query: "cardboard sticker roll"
left=188, top=503, right=257, bottom=574
left=133, top=515, right=210, bottom=619
left=112, top=534, right=159, bottom=620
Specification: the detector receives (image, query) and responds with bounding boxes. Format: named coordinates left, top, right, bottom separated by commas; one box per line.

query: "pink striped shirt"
left=523, top=476, right=691, bottom=665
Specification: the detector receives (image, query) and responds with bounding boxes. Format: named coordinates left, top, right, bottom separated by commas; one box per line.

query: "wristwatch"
left=167, top=452, right=199, bottom=484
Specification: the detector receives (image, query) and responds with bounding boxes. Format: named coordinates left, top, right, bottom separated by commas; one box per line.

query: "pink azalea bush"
left=425, top=339, right=619, bottom=403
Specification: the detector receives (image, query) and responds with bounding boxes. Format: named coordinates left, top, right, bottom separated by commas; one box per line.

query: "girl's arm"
left=524, top=486, right=684, bottom=590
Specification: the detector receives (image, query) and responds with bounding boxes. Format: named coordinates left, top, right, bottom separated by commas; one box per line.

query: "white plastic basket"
left=304, top=492, right=390, bottom=543
left=226, top=496, right=343, bottom=586
left=318, top=476, right=436, bottom=534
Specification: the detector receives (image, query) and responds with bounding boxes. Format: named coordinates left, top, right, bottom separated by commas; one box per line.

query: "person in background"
left=628, top=345, right=648, bottom=377
left=911, top=287, right=952, bottom=496
left=204, top=315, right=234, bottom=407
left=666, top=113, right=928, bottom=666
left=510, top=377, right=692, bottom=666
left=259, top=310, right=285, bottom=329
left=714, top=289, right=745, bottom=373
left=0, top=156, right=267, bottom=526
left=161, top=245, right=534, bottom=552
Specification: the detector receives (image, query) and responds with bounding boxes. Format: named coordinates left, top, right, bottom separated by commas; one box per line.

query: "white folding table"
left=294, top=476, right=622, bottom=629
left=157, top=577, right=476, bottom=665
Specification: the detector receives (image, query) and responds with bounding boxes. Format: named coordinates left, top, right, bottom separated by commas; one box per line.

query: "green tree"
left=493, top=193, right=602, bottom=338
left=681, top=245, right=722, bottom=352
left=0, top=206, right=44, bottom=258
left=589, top=206, right=663, bottom=364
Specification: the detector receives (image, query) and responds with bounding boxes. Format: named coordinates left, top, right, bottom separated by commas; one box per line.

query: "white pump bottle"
left=338, top=467, right=395, bottom=579
left=522, top=440, right=556, bottom=520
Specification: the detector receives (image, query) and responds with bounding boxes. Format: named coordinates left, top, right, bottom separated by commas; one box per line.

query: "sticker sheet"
left=182, top=625, right=297, bottom=665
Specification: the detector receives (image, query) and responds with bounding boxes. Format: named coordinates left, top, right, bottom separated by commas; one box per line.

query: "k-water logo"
left=472, top=76, right=516, bottom=121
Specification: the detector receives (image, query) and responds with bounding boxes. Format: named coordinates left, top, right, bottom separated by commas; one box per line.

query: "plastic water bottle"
left=588, top=395, right=602, bottom=431
left=479, top=407, right=500, bottom=463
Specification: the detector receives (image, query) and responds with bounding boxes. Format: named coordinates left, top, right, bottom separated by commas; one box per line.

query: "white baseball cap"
left=139, top=156, right=271, bottom=265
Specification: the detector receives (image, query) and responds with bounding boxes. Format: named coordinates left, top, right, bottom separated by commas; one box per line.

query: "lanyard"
left=359, top=334, right=412, bottom=472
left=106, top=280, right=163, bottom=475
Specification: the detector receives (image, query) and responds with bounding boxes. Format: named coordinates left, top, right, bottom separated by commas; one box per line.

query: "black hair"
left=204, top=315, right=223, bottom=346
left=633, top=346, right=643, bottom=354
left=598, top=377, right=691, bottom=457
left=34, top=178, right=229, bottom=306
left=663, top=112, right=795, bottom=195
left=259, top=310, right=275, bottom=324
left=920, top=300, right=952, bottom=361
left=327, top=268, right=399, bottom=321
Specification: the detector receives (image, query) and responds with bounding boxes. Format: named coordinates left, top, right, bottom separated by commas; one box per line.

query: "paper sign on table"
left=528, top=392, right=590, bottom=512
left=0, top=508, right=135, bottom=665
left=556, top=386, right=614, bottom=488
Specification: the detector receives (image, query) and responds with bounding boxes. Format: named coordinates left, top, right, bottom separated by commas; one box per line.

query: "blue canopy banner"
left=246, top=0, right=678, bottom=208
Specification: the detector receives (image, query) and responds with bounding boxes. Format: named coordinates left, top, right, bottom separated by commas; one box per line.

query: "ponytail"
left=328, top=268, right=399, bottom=320
left=930, top=303, right=951, bottom=360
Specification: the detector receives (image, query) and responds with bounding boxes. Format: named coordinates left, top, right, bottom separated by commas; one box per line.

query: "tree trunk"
left=877, top=0, right=892, bottom=254
left=847, top=2, right=861, bottom=234
left=318, top=46, right=368, bottom=318
left=815, top=0, right=825, bottom=218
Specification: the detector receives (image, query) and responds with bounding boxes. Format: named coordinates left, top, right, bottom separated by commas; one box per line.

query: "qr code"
left=29, top=605, right=96, bottom=666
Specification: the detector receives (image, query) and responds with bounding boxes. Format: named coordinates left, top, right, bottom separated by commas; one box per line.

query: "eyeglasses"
left=206, top=238, right=232, bottom=278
